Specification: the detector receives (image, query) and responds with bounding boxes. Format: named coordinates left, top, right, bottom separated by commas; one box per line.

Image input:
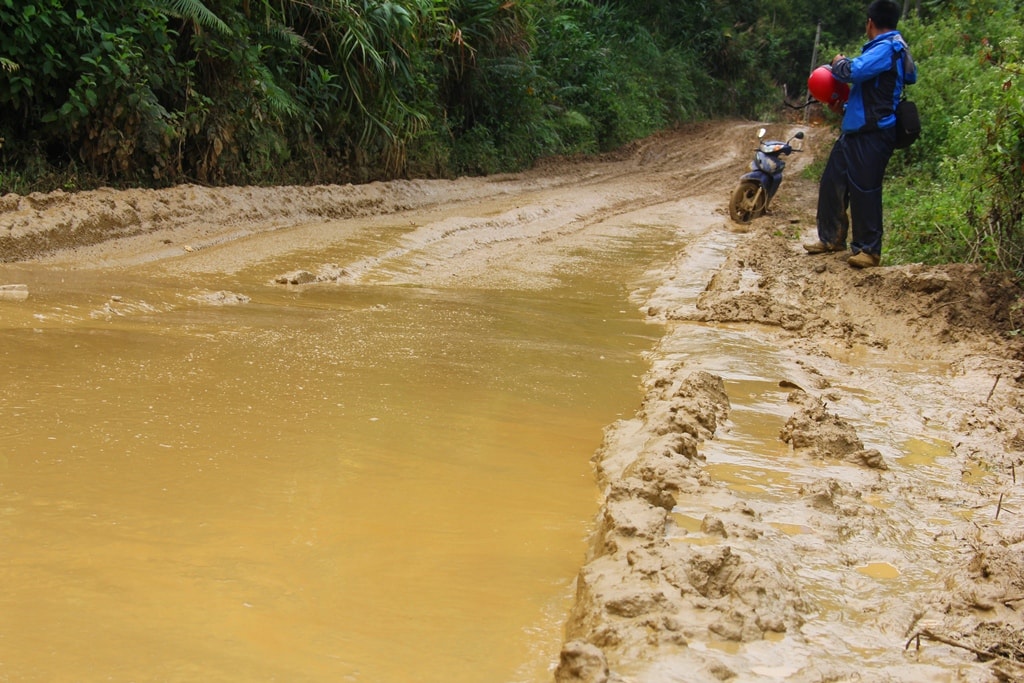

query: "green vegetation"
left=1, top=0, right=1021, bottom=273
left=884, top=1, right=1024, bottom=274
left=0, top=0, right=869, bottom=189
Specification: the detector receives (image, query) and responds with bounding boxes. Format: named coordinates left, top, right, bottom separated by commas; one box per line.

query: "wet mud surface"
left=3, top=121, right=1024, bottom=682
left=558, top=141, right=1024, bottom=682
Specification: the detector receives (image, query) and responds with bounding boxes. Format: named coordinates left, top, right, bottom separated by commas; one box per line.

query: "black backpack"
left=892, top=38, right=919, bottom=149
left=894, top=98, right=920, bottom=149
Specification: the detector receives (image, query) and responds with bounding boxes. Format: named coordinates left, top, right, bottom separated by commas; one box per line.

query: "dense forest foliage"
left=0, top=0, right=870, bottom=186
left=882, top=2, right=1024, bottom=273
left=0, top=0, right=1022, bottom=271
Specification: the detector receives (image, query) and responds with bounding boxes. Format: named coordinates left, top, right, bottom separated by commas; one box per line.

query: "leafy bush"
left=531, top=1, right=700, bottom=153
left=0, top=2, right=182, bottom=183
left=885, top=4, right=1024, bottom=273
left=554, top=109, right=598, bottom=155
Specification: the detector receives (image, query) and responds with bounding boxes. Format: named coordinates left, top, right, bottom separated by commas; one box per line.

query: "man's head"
left=867, top=0, right=901, bottom=30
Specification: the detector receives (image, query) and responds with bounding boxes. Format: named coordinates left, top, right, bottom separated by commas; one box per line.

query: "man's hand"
left=831, top=54, right=846, bottom=67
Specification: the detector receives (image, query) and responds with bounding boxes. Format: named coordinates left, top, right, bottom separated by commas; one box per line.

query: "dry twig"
left=986, top=374, right=1002, bottom=404
left=926, top=297, right=970, bottom=316
left=906, top=629, right=1003, bottom=662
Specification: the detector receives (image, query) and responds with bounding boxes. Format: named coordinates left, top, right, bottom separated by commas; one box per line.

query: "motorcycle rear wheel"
left=729, top=180, right=767, bottom=224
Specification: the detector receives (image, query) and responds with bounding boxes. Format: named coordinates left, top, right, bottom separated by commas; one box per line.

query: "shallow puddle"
left=896, top=436, right=952, bottom=468
left=0, top=225, right=675, bottom=682
left=658, top=319, right=975, bottom=677
left=856, top=562, right=903, bottom=580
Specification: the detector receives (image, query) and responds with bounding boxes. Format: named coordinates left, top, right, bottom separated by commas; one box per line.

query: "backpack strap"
left=890, top=37, right=916, bottom=92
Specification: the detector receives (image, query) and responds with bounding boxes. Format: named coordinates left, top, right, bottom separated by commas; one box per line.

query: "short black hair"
left=868, top=0, right=901, bottom=29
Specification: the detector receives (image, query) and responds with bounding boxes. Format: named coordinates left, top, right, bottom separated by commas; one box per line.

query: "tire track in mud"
left=0, top=123, right=749, bottom=272
left=0, top=122, right=759, bottom=347
left=555, top=168, right=1024, bottom=683
left=317, top=123, right=767, bottom=290
left=297, top=124, right=759, bottom=291
left=159, top=123, right=760, bottom=290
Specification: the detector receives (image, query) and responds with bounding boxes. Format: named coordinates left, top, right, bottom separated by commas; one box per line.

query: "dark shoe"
left=848, top=252, right=880, bottom=268
left=803, top=240, right=844, bottom=254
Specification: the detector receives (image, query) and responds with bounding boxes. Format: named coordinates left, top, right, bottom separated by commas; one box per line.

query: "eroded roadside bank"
left=555, top=170, right=1024, bottom=682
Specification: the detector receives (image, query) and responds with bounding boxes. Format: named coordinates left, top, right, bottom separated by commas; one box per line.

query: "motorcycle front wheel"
left=729, top=180, right=767, bottom=224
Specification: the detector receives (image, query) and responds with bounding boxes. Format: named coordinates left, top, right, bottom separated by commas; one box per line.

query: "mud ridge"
left=556, top=165, right=1024, bottom=682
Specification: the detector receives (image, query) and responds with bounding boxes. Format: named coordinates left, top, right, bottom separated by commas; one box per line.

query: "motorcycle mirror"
left=795, top=132, right=805, bottom=139
left=757, top=127, right=767, bottom=139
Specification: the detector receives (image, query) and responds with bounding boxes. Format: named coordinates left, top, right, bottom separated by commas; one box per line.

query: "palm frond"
left=253, top=63, right=302, bottom=118
left=253, top=20, right=313, bottom=53
left=151, top=0, right=234, bottom=36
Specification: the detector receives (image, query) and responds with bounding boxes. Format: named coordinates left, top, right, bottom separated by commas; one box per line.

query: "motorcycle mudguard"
left=741, top=170, right=782, bottom=203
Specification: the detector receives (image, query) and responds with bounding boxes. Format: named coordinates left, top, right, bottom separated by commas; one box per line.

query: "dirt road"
left=3, top=121, right=1023, bottom=682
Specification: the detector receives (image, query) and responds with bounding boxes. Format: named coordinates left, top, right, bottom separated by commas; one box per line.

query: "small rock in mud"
left=708, top=661, right=738, bottom=681
left=0, top=283, right=28, bottom=301
left=274, top=263, right=349, bottom=286
left=667, top=370, right=731, bottom=439
left=800, top=478, right=867, bottom=516
left=193, top=290, right=251, bottom=306
left=780, top=392, right=864, bottom=459
left=605, top=590, right=669, bottom=618
left=853, top=448, right=888, bottom=469
left=276, top=270, right=318, bottom=285
left=555, top=641, right=609, bottom=683
left=700, top=515, right=728, bottom=537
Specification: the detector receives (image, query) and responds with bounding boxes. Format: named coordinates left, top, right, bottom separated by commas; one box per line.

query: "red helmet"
left=808, top=65, right=850, bottom=105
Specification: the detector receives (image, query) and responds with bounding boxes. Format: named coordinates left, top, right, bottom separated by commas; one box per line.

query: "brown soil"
left=3, top=121, right=1024, bottom=682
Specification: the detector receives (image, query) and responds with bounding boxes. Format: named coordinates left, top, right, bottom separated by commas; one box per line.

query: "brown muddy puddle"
left=0, top=229, right=672, bottom=682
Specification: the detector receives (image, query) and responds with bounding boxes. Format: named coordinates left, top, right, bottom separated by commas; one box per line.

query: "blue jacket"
left=831, top=30, right=917, bottom=134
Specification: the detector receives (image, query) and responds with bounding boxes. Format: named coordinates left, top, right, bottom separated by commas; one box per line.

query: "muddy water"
left=0, top=228, right=673, bottom=682
left=658, top=320, right=976, bottom=678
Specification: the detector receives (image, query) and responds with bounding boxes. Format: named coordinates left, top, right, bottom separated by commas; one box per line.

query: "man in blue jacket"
left=803, top=0, right=917, bottom=268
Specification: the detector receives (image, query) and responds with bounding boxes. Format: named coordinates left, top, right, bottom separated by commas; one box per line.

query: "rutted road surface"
left=3, top=121, right=1024, bottom=682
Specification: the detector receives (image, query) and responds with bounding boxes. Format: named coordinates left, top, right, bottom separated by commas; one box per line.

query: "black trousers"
left=816, top=127, right=897, bottom=256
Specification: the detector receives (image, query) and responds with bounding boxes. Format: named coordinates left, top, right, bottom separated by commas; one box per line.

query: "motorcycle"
left=728, top=128, right=804, bottom=224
